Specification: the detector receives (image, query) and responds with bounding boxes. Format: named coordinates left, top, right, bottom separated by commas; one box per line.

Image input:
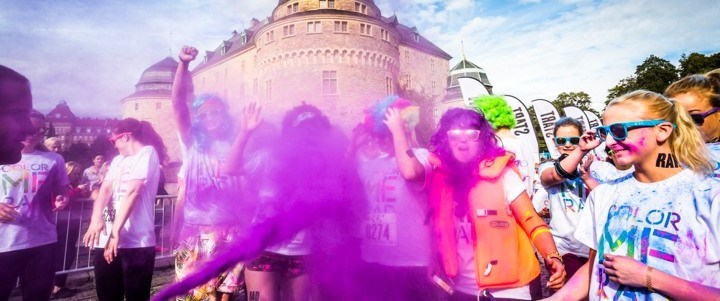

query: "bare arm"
left=548, top=250, right=595, bottom=300
left=541, top=130, right=601, bottom=187
left=385, top=108, right=424, bottom=181
left=83, top=180, right=113, bottom=247
left=171, top=178, right=186, bottom=246
left=172, top=46, right=199, bottom=145
left=220, top=103, right=262, bottom=176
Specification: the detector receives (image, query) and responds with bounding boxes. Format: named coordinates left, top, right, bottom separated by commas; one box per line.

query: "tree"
left=89, top=135, right=118, bottom=160
left=553, top=91, right=599, bottom=116
left=679, top=52, right=720, bottom=77
left=63, top=142, right=91, bottom=167
left=606, top=55, right=679, bottom=104
left=46, top=122, right=56, bottom=139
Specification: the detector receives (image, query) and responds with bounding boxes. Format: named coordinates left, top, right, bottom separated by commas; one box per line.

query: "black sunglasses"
left=690, top=107, right=720, bottom=126
left=554, top=136, right=580, bottom=145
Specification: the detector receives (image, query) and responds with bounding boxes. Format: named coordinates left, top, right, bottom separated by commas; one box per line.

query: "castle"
left=122, top=0, right=493, bottom=165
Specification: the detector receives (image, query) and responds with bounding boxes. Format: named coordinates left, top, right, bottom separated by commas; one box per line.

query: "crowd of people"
left=1, top=49, right=719, bottom=301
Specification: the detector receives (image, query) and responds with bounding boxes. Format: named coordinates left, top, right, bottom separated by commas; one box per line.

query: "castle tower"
left=121, top=57, right=181, bottom=164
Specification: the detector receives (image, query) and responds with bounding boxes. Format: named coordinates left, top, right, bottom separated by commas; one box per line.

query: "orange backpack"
left=429, top=152, right=540, bottom=290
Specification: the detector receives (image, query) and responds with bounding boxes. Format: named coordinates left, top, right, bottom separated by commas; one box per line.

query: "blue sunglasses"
left=595, top=119, right=673, bottom=141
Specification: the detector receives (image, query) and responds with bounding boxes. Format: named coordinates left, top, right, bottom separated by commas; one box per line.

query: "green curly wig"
left=472, top=95, right=516, bottom=130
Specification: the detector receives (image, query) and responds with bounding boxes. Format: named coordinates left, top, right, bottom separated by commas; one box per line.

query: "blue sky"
left=1, top=0, right=719, bottom=117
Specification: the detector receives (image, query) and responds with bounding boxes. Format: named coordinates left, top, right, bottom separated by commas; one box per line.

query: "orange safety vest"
left=429, top=152, right=540, bottom=290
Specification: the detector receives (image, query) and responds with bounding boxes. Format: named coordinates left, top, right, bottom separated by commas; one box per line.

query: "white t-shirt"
left=358, top=148, right=432, bottom=267
left=532, top=185, right=549, bottom=212
left=708, top=142, right=720, bottom=177
left=0, top=151, right=69, bottom=252
left=574, top=170, right=720, bottom=300
left=589, top=160, right=634, bottom=184
left=98, top=146, right=159, bottom=248
left=454, top=169, right=531, bottom=299
left=500, top=135, right=537, bottom=197
left=539, top=162, right=590, bottom=257
left=180, top=140, right=242, bottom=226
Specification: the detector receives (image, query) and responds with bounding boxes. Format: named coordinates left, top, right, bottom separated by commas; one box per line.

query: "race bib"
left=363, top=212, right=398, bottom=246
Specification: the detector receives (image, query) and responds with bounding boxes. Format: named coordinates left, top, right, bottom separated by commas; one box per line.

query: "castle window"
left=221, top=46, right=227, bottom=55
left=241, top=60, right=245, bottom=73
left=430, top=59, right=435, bottom=70
left=323, top=71, right=337, bottom=95
left=134, top=103, right=139, bottom=111
left=283, top=24, right=296, bottom=37
left=405, top=51, right=410, bottom=62
left=266, top=31, right=275, bottom=44
left=334, top=21, right=348, bottom=33
left=307, top=21, right=322, bottom=33
left=287, top=3, right=299, bottom=14
left=405, top=74, right=411, bottom=90
left=360, top=23, right=372, bottom=36
left=414, top=33, right=420, bottom=42
left=386, top=77, right=393, bottom=96
left=319, top=0, right=334, bottom=9
left=380, top=29, right=390, bottom=41
left=355, top=2, right=367, bottom=14
left=432, top=81, right=437, bottom=95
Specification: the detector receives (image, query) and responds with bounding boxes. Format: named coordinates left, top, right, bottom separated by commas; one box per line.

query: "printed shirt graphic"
left=98, top=146, right=159, bottom=248
left=574, top=170, right=720, bottom=301
left=181, top=140, right=242, bottom=226
left=358, top=148, right=432, bottom=267
left=454, top=169, right=531, bottom=299
left=0, top=151, right=69, bottom=252
left=540, top=162, right=590, bottom=257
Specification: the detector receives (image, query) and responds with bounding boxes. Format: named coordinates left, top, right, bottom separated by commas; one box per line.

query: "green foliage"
left=679, top=52, right=720, bottom=77
left=472, top=95, right=516, bottom=130
left=553, top=91, right=599, bottom=116
left=62, top=142, right=91, bottom=167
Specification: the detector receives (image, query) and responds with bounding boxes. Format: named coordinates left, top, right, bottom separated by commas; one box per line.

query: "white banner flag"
left=458, top=77, right=490, bottom=107
left=504, top=95, right=539, bottom=156
left=585, top=111, right=602, bottom=129
left=563, top=106, right=590, bottom=131
left=531, top=99, right=561, bottom=159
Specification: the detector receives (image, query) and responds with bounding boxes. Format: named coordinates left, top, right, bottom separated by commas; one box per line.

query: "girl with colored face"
left=427, top=108, right=565, bottom=300
left=550, top=90, right=720, bottom=301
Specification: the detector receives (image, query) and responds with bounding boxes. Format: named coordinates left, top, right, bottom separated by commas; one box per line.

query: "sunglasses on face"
left=595, top=119, right=669, bottom=142
left=554, top=136, right=580, bottom=146
left=447, top=129, right=481, bottom=142
left=109, top=132, right=131, bottom=144
left=690, top=107, right=720, bottom=126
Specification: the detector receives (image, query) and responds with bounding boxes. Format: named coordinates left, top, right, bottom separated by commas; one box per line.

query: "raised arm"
left=541, top=130, right=601, bottom=187
left=172, top=46, right=199, bottom=145
left=384, top=108, right=424, bottom=181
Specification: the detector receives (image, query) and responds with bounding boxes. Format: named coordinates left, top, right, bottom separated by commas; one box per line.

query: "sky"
left=1, top=0, right=719, bottom=117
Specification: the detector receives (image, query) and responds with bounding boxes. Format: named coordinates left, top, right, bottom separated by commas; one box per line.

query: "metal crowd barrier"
left=53, top=195, right=177, bottom=276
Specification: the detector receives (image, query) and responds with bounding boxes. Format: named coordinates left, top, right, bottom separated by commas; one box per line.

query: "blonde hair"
left=65, top=161, right=82, bottom=177
left=44, top=137, right=60, bottom=149
left=665, top=68, right=720, bottom=107
left=607, top=90, right=714, bottom=175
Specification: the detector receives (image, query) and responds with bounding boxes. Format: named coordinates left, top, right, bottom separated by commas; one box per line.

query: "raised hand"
left=178, top=46, right=199, bottom=63
left=383, top=108, right=405, bottom=135
left=579, top=153, right=595, bottom=180
left=579, top=129, right=602, bottom=152
left=240, top=102, right=263, bottom=133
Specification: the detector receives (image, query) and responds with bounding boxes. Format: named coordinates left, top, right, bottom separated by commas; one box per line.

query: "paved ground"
left=10, top=259, right=176, bottom=301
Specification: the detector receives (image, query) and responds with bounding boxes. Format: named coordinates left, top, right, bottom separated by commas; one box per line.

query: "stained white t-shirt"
left=98, top=146, right=159, bottom=248
left=358, top=148, right=432, bottom=267
left=574, top=170, right=720, bottom=300
left=500, top=135, right=537, bottom=197
left=589, top=160, right=634, bottom=184
left=454, top=169, right=531, bottom=299
left=708, top=142, right=720, bottom=177
left=0, top=151, right=69, bottom=252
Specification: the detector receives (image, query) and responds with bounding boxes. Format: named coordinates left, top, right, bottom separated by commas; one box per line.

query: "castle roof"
left=46, top=100, right=76, bottom=122
left=448, top=58, right=492, bottom=88
left=123, top=57, right=178, bottom=101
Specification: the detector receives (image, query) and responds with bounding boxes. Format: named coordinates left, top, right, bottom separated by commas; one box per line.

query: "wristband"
left=646, top=266, right=655, bottom=293
left=554, top=160, right=579, bottom=180
left=547, top=251, right=564, bottom=265
left=405, top=149, right=415, bottom=158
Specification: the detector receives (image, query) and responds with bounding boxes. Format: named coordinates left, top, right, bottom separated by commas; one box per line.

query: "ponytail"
left=668, top=99, right=714, bottom=174
left=608, top=90, right=714, bottom=175
left=665, top=68, right=720, bottom=108
left=113, top=118, right=168, bottom=166
left=139, top=121, right=168, bottom=166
